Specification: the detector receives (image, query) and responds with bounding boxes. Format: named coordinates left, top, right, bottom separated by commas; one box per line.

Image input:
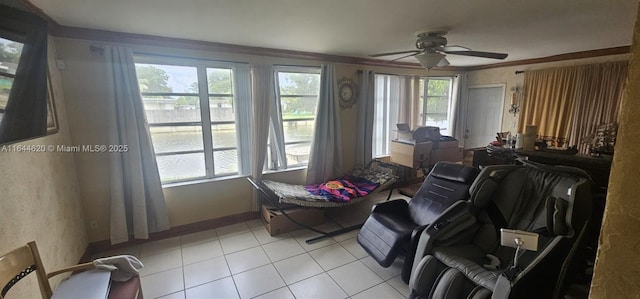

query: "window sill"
left=161, top=166, right=308, bottom=189
left=162, top=174, right=248, bottom=189
left=262, top=166, right=307, bottom=175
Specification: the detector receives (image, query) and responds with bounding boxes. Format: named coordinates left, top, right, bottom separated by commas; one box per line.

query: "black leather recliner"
left=357, top=162, right=480, bottom=282
left=408, top=161, right=592, bottom=299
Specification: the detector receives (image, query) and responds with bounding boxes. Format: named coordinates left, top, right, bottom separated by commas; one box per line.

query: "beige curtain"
left=519, top=61, right=628, bottom=152
left=569, top=61, right=628, bottom=153
left=398, top=76, right=421, bottom=128
left=518, top=67, right=581, bottom=140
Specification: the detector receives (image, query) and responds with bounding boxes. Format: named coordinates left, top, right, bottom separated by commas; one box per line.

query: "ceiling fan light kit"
left=370, top=31, right=508, bottom=69
left=415, top=52, right=446, bottom=69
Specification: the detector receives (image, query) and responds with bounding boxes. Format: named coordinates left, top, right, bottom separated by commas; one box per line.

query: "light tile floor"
left=94, top=192, right=412, bottom=299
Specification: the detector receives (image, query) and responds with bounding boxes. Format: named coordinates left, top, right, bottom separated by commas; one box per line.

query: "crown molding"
left=18, top=0, right=61, bottom=28
left=18, top=1, right=440, bottom=70
left=52, top=25, right=457, bottom=70
left=464, top=46, right=631, bottom=71
left=47, top=25, right=630, bottom=73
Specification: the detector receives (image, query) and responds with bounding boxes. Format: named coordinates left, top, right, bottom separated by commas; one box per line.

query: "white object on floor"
left=93, top=254, right=144, bottom=281
left=51, top=269, right=111, bottom=299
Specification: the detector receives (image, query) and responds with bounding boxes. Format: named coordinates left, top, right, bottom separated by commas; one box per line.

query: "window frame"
left=0, top=34, right=25, bottom=116
left=372, top=74, right=398, bottom=158
left=420, top=77, right=454, bottom=135
left=134, top=55, right=248, bottom=184
left=372, top=75, right=455, bottom=157
left=270, top=66, right=321, bottom=170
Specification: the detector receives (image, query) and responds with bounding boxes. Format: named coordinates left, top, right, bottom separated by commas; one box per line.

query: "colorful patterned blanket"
left=261, top=162, right=397, bottom=207
left=304, top=177, right=379, bottom=202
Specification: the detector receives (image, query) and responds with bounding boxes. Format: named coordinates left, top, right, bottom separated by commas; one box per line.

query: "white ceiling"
left=30, top=0, right=639, bottom=66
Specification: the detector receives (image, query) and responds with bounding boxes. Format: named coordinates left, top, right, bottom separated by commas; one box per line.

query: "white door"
left=465, top=85, right=505, bottom=149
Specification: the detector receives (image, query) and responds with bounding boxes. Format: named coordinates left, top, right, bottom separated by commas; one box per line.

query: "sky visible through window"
left=141, top=65, right=297, bottom=93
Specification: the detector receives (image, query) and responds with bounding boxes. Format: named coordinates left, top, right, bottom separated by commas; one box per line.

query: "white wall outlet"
left=56, top=59, right=66, bottom=70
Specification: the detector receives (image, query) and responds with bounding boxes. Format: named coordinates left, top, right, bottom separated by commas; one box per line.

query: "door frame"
left=465, top=83, right=507, bottom=149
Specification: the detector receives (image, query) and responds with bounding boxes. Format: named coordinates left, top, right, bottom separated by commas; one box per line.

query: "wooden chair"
left=0, top=241, right=142, bottom=299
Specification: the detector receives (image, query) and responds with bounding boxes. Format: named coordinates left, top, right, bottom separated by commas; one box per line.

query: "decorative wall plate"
left=337, top=77, right=358, bottom=109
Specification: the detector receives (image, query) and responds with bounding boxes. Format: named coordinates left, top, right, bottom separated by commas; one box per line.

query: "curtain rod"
left=273, top=63, right=321, bottom=68
left=88, top=45, right=245, bottom=65
left=133, top=51, right=252, bottom=66
left=89, top=45, right=104, bottom=56
left=358, top=69, right=457, bottom=78
left=89, top=45, right=315, bottom=67
left=87, top=45, right=456, bottom=76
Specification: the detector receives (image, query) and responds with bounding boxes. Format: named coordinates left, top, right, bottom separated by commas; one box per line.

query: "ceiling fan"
left=370, top=31, right=508, bottom=69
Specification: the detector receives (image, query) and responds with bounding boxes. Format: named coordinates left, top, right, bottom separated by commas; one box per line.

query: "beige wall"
left=590, top=5, right=640, bottom=297
left=467, top=54, right=629, bottom=135
left=0, top=37, right=88, bottom=297
left=54, top=37, right=454, bottom=242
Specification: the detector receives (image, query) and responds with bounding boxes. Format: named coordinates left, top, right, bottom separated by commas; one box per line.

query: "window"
left=419, top=78, right=453, bottom=135
left=134, top=57, right=250, bottom=183
left=0, top=36, right=24, bottom=122
left=270, top=67, right=321, bottom=169
left=373, top=75, right=454, bottom=157
left=373, top=74, right=400, bottom=157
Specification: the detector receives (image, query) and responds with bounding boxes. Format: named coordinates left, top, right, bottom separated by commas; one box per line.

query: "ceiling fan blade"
left=391, top=52, right=421, bottom=61
left=369, top=50, right=421, bottom=57
left=441, top=45, right=470, bottom=52
left=443, top=50, right=508, bottom=60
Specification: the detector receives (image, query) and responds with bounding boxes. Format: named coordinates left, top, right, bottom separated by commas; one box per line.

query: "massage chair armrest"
left=410, top=201, right=477, bottom=278
left=411, top=225, right=428, bottom=242
left=424, top=200, right=475, bottom=239
left=399, top=224, right=430, bottom=283
left=371, top=198, right=409, bottom=215
left=402, top=201, right=472, bottom=283
left=408, top=224, right=429, bottom=263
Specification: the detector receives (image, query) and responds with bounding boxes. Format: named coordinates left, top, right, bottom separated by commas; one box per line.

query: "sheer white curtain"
left=398, top=76, right=421, bottom=128
left=372, top=74, right=424, bottom=156
left=104, top=46, right=170, bottom=244
left=249, top=64, right=274, bottom=210
left=373, top=74, right=400, bottom=157
left=356, top=70, right=375, bottom=166
left=450, top=74, right=468, bottom=147
left=306, top=64, right=343, bottom=184
left=233, top=64, right=253, bottom=175
left=268, top=72, right=287, bottom=171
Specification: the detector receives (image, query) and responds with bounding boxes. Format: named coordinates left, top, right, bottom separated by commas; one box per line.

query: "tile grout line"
left=136, top=220, right=408, bottom=298
left=253, top=255, right=289, bottom=298
left=180, top=228, right=227, bottom=296
left=307, top=243, right=358, bottom=272
left=324, top=264, right=352, bottom=299
left=213, top=223, right=244, bottom=299
left=180, top=239, right=186, bottom=297
left=349, top=278, right=404, bottom=299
